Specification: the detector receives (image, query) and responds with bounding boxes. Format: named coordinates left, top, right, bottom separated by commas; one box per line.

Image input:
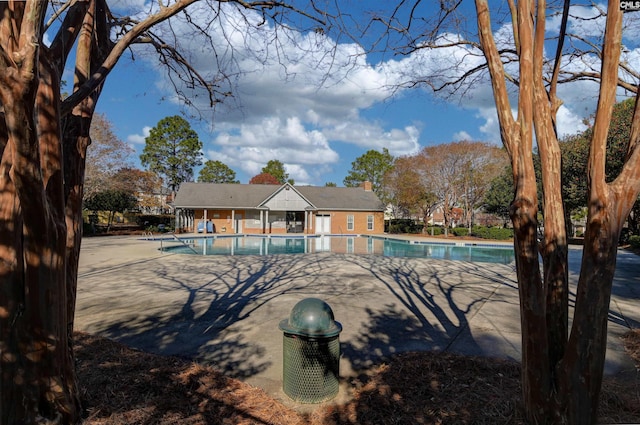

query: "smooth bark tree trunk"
left=560, top=206, right=620, bottom=423
left=476, top=0, right=639, bottom=423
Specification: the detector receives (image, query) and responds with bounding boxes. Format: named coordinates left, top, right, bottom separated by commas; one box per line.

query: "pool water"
left=161, top=235, right=515, bottom=264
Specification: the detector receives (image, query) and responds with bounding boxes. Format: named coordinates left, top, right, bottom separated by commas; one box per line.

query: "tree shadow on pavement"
left=87, top=253, right=338, bottom=379
left=340, top=255, right=520, bottom=371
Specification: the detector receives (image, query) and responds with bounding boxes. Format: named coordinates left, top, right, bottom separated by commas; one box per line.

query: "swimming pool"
left=161, top=235, right=515, bottom=264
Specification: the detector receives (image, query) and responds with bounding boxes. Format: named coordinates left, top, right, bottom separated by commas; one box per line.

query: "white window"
left=347, top=237, right=354, bottom=253
left=347, top=215, right=354, bottom=231
left=367, top=215, right=374, bottom=231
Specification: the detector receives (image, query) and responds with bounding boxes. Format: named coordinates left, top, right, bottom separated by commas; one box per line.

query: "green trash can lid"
left=279, top=298, right=342, bottom=337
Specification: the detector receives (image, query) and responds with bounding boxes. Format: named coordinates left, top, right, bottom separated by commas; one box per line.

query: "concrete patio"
left=75, top=235, right=640, bottom=408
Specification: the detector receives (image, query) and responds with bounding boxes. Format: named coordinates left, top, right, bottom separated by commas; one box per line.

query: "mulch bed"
left=76, top=330, right=640, bottom=425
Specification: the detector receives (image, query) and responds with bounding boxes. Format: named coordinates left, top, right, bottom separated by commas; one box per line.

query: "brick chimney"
left=360, top=181, right=373, bottom=191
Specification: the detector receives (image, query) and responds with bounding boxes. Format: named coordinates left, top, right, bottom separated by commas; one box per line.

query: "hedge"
left=452, top=227, right=469, bottom=237
left=387, top=219, right=424, bottom=234
left=471, top=226, right=514, bottom=240
left=424, top=226, right=443, bottom=236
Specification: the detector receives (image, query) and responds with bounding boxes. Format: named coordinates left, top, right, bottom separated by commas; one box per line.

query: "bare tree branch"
left=61, top=0, right=200, bottom=116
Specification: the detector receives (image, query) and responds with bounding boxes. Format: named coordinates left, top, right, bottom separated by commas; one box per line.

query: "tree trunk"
left=0, top=48, right=81, bottom=425
left=62, top=114, right=93, bottom=336
left=560, top=202, right=621, bottom=423
left=1, top=0, right=276, bottom=422
left=532, top=0, right=570, bottom=414
left=557, top=7, right=632, bottom=422
left=475, top=0, right=640, bottom=422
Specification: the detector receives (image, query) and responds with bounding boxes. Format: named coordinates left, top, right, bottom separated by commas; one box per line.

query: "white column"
left=265, top=210, right=269, bottom=234
left=303, top=211, right=308, bottom=234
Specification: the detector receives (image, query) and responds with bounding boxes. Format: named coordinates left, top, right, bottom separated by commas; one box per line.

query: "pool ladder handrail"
left=168, top=232, right=199, bottom=255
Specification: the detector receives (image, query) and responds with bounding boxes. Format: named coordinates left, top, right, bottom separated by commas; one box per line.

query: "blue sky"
left=86, top=1, right=640, bottom=186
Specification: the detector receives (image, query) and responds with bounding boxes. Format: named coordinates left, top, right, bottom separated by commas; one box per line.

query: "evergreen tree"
left=262, top=159, right=292, bottom=184
left=84, top=190, right=138, bottom=231
left=343, top=148, right=395, bottom=200
left=199, top=160, right=239, bottom=183
left=483, top=166, right=514, bottom=226
left=140, top=116, right=203, bottom=194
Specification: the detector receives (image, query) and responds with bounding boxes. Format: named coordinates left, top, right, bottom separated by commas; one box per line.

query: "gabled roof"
left=295, top=186, right=384, bottom=211
left=174, top=182, right=384, bottom=211
left=173, top=182, right=279, bottom=208
left=257, top=183, right=315, bottom=209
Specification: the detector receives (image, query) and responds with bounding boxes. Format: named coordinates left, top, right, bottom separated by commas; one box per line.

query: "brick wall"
left=192, top=208, right=384, bottom=234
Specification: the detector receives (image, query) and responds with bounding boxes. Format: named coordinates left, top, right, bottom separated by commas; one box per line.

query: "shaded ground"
left=77, top=329, right=639, bottom=425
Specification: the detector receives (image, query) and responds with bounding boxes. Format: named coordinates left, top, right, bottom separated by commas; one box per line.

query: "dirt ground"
left=76, top=329, right=639, bottom=425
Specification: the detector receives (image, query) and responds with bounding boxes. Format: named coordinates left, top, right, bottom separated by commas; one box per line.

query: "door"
left=315, top=214, right=331, bottom=234
left=235, top=214, right=243, bottom=233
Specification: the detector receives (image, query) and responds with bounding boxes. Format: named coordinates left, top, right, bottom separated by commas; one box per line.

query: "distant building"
left=173, top=181, right=385, bottom=234
left=137, top=186, right=173, bottom=215
left=428, top=206, right=464, bottom=227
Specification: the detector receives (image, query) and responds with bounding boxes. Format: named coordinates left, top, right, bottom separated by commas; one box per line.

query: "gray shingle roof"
left=295, top=186, right=384, bottom=210
left=174, top=182, right=384, bottom=211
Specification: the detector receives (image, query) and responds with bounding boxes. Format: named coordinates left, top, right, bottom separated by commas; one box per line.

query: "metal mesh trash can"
left=279, top=298, right=342, bottom=403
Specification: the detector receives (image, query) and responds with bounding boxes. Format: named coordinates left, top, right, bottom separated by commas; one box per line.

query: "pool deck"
left=75, top=234, right=640, bottom=410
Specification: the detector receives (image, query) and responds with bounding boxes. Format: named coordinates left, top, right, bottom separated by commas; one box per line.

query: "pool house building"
left=173, top=181, right=385, bottom=235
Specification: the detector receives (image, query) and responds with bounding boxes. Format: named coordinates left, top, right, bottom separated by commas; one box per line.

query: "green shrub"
left=629, top=235, right=640, bottom=249
left=134, top=214, right=172, bottom=228
left=452, top=227, right=469, bottom=237
left=471, top=226, right=488, bottom=239
left=424, top=226, right=443, bottom=236
left=386, top=219, right=423, bottom=234
left=146, top=223, right=173, bottom=233
left=388, top=224, right=402, bottom=234
left=471, top=226, right=513, bottom=240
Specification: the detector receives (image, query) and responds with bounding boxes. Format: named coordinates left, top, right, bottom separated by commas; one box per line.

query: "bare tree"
left=355, top=1, right=640, bottom=423
left=112, top=167, right=165, bottom=213
left=85, top=113, right=135, bottom=200
left=418, top=143, right=466, bottom=233
left=456, top=141, right=508, bottom=231
left=0, top=1, right=325, bottom=422
left=383, top=155, right=423, bottom=219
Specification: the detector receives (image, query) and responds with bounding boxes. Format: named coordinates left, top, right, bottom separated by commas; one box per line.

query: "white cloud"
left=477, top=107, right=504, bottom=143
left=475, top=103, right=590, bottom=145
left=453, top=131, right=472, bottom=141
left=567, top=5, right=607, bottom=38
left=123, top=2, right=640, bottom=184
left=556, top=105, right=589, bottom=139
left=325, top=122, right=420, bottom=156
left=128, top=3, right=424, bottom=184
left=127, top=126, right=151, bottom=144
left=623, top=13, right=640, bottom=42
left=206, top=116, right=340, bottom=183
